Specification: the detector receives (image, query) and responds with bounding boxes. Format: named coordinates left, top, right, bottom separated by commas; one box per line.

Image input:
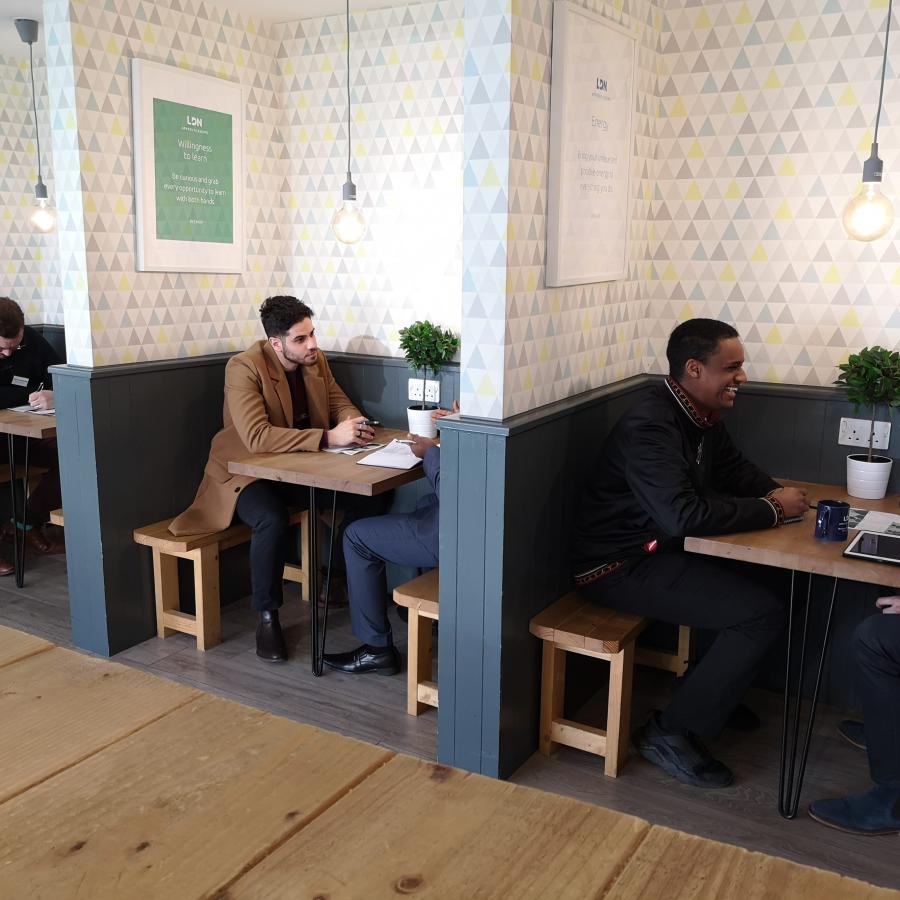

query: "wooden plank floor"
left=1, top=623, right=895, bottom=900
left=1, top=554, right=899, bottom=891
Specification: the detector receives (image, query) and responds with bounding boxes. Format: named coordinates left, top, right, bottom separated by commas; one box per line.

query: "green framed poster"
left=132, top=60, right=244, bottom=272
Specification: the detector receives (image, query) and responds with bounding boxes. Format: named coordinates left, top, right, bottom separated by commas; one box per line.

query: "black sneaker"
left=837, top=720, right=866, bottom=750
left=632, top=712, right=734, bottom=788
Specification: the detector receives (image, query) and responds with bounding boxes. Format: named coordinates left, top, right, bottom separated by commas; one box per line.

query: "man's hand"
left=770, top=486, right=808, bottom=519
left=876, top=596, right=900, bottom=614
left=407, top=433, right=438, bottom=459
left=431, top=400, right=460, bottom=422
left=325, top=416, right=373, bottom=448
left=27, top=389, right=53, bottom=411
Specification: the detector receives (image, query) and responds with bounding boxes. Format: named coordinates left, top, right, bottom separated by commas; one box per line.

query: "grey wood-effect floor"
left=1, top=553, right=898, bottom=892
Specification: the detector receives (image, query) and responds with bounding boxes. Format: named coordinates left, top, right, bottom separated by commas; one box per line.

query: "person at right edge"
left=808, top=595, right=900, bottom=835
left=571, top=318, right=808, bottom=788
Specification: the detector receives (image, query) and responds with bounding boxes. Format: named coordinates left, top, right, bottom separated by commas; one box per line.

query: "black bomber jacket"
left=572, top=377, right=782, bottom=577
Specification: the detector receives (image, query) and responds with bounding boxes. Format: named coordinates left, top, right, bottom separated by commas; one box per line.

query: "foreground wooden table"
left=685, top=480, right=900, bottom=819
left=1, top=623, right=894, bottom=900
left=228, top=427, right=425, bottom=674
left=0, top=408, right=56, bottom=587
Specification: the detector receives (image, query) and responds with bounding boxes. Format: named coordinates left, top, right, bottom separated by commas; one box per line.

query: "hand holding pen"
left=28, top=382, right=53, bottom=411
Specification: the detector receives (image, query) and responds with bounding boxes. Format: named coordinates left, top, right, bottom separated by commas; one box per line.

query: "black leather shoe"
left=322, top=643, right=400, bottom=675
left=256, top=610, right=287, bottom=662
left=632, top=712, right=733, bottom=788
left=809, top=785, right=900, bottom=835
left=838, top=719, right=866, bottom=750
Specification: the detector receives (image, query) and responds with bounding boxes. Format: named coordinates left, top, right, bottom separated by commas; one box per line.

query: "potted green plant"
left=835, top=345, right=900, bottom=499
left=398, top=320, right=459, bottom=438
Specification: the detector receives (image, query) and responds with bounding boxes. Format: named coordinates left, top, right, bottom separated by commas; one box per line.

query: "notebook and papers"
left=357, top=439, right=422, bottom=470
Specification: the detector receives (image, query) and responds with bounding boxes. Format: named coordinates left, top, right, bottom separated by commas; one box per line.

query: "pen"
left=29, top=382, right=44, bottom=411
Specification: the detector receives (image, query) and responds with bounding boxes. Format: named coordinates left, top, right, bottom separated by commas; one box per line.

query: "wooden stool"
left=529, top=591, right=649, bottom=777
left=393, top=568, right=439, bottom=715
left=49, top=508, right=64, bottom=527
left=134, top=510, right=309, bottom=651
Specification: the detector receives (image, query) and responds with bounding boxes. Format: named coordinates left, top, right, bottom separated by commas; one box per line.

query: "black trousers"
left=234, top=479, right=388, bottom=612
left=856, top=614, right=900, bottom=786
left=0, top=437, right=61, bottom=527
left=581, top=551, right=785, bottom=738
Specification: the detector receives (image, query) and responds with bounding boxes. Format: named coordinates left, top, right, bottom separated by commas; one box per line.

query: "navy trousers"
left=856, top=614, right=900, bottom=786
left=343, top=496, right=439, bottom=648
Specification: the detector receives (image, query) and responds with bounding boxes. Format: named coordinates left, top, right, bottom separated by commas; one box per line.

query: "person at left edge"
left=169, top=295, right=377, bottom=663
left=0, top=297, right=65, bottom=576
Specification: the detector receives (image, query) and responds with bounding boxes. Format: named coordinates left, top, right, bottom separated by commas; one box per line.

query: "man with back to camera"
left=322, top=402, right=458, bottom=675
left=572, top=318, right=809, bottom=788
left=808, top=594, right=900, bottom=834
left=0, top=296, right=65, bottom=575
left=169, top=295, right=377, bottom=663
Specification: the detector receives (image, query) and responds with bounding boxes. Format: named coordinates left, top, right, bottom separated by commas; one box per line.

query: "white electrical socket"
left=838, top=417, right=891, bottom=450
left=408, top=378, right=440, bottom=404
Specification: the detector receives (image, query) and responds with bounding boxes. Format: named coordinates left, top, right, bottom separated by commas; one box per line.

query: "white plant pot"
left=407, top=406, right=437, bottom=439
left=846, top=454, right=893, bottom=500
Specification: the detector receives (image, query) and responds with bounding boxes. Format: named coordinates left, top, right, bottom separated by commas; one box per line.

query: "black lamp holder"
left=863, top=0, right=894, bottom=185
left=14, top=18, right=48, bottom=199
left=342, top=0, right=356, bottom=199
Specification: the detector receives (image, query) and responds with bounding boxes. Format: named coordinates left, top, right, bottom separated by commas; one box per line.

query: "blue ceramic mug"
left=814, top=499, right=850, bottom=541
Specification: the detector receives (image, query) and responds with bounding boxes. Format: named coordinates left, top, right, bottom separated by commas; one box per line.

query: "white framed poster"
left=546, top=2, right=635, bottom=286
left=132, top=59, right=244, bottom=273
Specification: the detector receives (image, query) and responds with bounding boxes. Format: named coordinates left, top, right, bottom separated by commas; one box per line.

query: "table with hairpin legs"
left=228, top=428, right=424, bottom=675
left=0, top=409, right=56, bottom=588
left=685, top=480, right=900, bottom=818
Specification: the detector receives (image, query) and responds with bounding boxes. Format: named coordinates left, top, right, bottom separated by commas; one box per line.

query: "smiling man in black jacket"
left=572, top=318, right=808, bottom=788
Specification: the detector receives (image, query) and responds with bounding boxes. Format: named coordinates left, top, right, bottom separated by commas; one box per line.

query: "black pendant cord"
left=874, top=0, right=894, bottom=145
left=345, top=0, right=352, bottom=182
left=27, top=41, right=43, bottom=186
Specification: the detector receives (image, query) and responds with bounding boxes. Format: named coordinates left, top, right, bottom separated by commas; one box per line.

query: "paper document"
left=9, top=404, right=55, bottom=416
left=848, top=508, right=900, bottom=536
left=323, top=442, right=383, bottom=456
left=357, top=439, right=422, bottom=470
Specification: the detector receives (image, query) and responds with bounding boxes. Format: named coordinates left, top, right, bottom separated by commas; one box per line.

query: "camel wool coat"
left=169, top=340, right=360, bottom=536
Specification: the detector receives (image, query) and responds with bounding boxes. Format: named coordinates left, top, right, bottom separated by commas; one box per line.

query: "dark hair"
left=0, top=297, right=25, bottom=340
left=666, top=318, right=739, bottom=378
left=259, top=295, right=314, bottom=339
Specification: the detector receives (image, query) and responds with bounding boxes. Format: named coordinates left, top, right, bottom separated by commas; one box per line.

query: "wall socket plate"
left=408, top=378, right=440, bottom=404
left=838, top=417, right=891, bottom=450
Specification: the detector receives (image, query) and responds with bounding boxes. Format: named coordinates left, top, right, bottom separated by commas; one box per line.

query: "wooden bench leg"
left=675, top=625, right=694, bottom=677
left=407, top=608, right=433, bottom=716
left=152, top=549, right=179, bottom=639
left=191, top=544, right=221, bottom=651
left=539, top=642, right=566, bottom=757
left=605, top=643, right=634, bottom=777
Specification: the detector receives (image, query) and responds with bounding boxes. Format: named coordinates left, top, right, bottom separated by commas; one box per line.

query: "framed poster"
left=546, top=2, right=635, bottom=286
left=132, top=59, right=244, bottom=272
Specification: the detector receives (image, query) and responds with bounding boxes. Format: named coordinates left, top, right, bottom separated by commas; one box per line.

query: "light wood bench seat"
left=49, top=508, right=64, bottom=527
left=134, top=511, right=309, bottom=651
left=393, top=568, right=439, bottom=715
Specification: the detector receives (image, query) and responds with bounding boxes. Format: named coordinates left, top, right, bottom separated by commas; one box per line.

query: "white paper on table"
left=849, top=509, right=900, bottom=536
left=8, top=404, right=55, bottom=416
left=356, top=439, right=422, bottom=470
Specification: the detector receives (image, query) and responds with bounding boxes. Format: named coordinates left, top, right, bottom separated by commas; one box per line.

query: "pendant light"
left=15, top=19, right=57, bottom=235
left=331, top=0, right=366, bottom=244
left=843, top=0, right=895, bottom=241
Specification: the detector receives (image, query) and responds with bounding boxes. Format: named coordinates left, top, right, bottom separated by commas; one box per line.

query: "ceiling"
left=0, top=0, right=412, bottom=59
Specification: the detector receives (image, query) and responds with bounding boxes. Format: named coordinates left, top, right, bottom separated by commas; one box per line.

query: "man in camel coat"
left=170, top=295, right=375, bottom=662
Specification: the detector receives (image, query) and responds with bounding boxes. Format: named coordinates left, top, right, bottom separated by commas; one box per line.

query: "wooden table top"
left=227, top=426, right=426, bottom=496
left=684, top=480, right=900, bottom=588
left=2, top=625, right=894, bottom=899
left=0, top=408, right=56, bottom=439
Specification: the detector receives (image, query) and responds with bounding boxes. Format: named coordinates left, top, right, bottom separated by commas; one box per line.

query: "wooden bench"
left=393, top=568, right=439, bottom=716
left=49, top=508, right=64, bottom=527
left=134, top=511, right=309, bottom=651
